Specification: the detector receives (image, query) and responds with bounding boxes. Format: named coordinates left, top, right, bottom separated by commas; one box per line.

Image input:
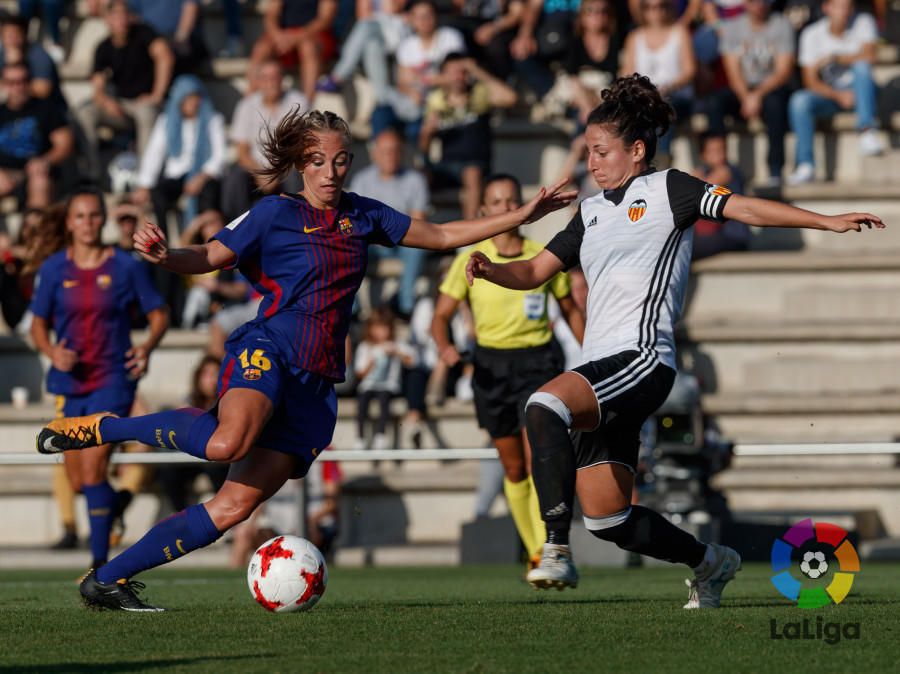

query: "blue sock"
left=97, top=504, right=222, bottom=583
left=83, top=481, right=117, bottom=565
left=100, top=408, right=218, bottom=459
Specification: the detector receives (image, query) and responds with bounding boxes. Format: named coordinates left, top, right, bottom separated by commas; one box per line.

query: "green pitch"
left=1, top=563, right=897, bottom=673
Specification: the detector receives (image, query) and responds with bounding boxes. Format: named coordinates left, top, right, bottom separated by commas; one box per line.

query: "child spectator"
left=621, top=0, right=696, bottom=161
left=354, top=307, right=416, bottom=450
left=0, top=61, right=73, bottom=210
left=250, top=0, right=338, bottom=105
left=419, top=54, right=516, bottom=219
left=75, top=0, right=174, bottom=178
left=371, top=0, right=466, bottom=140
left=222, top=59, right=308, bottom=221
left=132, top=74, right=227, bottom=231
left=691, top=133, right=750, bottom=259
left=787, top=0, right=884, bottom=185
left=712, top=0, right=795, bottom=186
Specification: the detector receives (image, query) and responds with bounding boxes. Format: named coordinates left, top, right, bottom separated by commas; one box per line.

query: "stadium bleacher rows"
left=0, top=0, right=899, bottom=557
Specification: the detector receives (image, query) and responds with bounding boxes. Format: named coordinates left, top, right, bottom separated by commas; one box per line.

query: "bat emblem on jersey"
left=706, top=184, right=732, bottom=196
left=628, top=199, right=648, bottom=222
left=339, top=216, right=353, bottom=236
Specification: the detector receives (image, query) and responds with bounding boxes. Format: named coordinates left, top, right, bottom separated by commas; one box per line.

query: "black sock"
left=525, top=402, right=576, bottom=547
left=588, top=505, right=707, bottom=567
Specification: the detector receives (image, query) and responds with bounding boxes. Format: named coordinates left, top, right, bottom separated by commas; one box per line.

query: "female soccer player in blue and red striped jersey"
left=30, top=188, right=169, bottom=573
left=37, top=109, right=577, bottom=611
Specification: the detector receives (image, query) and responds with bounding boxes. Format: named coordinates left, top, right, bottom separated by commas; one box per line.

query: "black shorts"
left=472, top=341, right=564, bottom=439
left=571, top=350, right=675, bottom=473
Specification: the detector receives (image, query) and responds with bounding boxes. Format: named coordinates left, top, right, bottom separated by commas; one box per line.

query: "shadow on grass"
left=0, top=654, right=273, bottom=673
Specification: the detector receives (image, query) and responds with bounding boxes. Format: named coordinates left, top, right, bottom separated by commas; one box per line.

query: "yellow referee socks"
left=526, top=475, right=546, bottom=558
left=504, top=477, right=541, bottom=559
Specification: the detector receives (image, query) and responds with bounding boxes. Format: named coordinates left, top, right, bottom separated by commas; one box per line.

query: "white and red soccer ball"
left=247, top=535, right=328, bottom=613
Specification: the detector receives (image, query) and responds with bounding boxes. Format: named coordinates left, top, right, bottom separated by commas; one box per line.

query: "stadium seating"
left=1, top=0, right=899, bottom=558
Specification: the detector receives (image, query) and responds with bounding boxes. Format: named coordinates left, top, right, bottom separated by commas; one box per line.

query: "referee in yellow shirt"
left=432, top=174, right=585, bottom=570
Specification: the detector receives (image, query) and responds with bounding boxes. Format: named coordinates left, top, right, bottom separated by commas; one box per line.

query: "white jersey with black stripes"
left=546, top=168, right=732, bottom=372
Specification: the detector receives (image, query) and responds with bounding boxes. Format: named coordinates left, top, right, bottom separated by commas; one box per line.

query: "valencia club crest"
left=627, top=199, right=647, bottom=222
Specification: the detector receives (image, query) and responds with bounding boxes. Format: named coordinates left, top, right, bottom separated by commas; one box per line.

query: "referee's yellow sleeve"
left=550, top=270, right=571, bottom=300
left=438, top=250, right=470, bottom=301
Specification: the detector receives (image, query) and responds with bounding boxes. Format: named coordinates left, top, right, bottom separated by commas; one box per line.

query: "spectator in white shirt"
left=222, top=59, right=309, bottom=221
left=787, top=0, right=884, bottom=185
left=132, top=74, right=226, bottom=232
left=370, top=0, right=466, bottom=141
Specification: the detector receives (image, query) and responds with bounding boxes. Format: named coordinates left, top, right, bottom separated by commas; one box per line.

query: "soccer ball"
left=799, top=550, right=828, bottom=579
left=247, top=535, right=328, bottom=613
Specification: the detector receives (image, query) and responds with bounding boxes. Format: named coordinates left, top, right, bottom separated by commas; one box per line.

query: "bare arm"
left=465, top=59, right=517, bottom=108
left=557, top=293, right=585, bottom=344
left=466, top=248, right=565, bottom=290
left=134, top=220, right=237, bottom=274
left=431, top=292, right=463, bottom=366
left=754, top=52, right=794, bottom=97
left=305, top=0, right=338, bottom=34
left=668, top=25, right=696, bottom=93
left=174, top=0, right=199, bottom=43
left=148, top=37, right=175, bottom=105
left=401, top=180, right=577, bottom=250
left=31, top=316, right=79, bottom=371
left=31, top=78, right=53, bottom=99
left=723, top=194, right=885, bottom=232
left=44, top=126, right=75, bottom=166
left=801, top=64, right=844, bottom=103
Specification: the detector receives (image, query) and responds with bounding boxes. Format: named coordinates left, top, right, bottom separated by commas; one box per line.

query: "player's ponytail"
left=258, top=108, right=352, bottom=184
left=585, top=74, right=675, bottom=163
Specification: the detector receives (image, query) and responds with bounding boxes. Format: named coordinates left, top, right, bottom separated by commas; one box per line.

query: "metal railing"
left=1, top=443, right=900, bottom=465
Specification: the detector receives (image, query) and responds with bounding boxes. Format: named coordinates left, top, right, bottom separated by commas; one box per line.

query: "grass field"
left=1, top=562, right=897, bottom=673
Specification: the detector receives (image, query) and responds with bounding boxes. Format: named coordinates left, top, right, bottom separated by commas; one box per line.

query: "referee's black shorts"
left=472, top=341, right=564, bottom=439
left=570, top=350, right=675, bottom=473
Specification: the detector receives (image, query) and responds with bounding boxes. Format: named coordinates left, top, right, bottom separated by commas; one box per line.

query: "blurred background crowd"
left=0, top=0, right=897, bottom=563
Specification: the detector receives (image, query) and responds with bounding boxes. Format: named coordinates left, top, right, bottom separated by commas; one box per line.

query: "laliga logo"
left=770, top=518, right=861, bottom=609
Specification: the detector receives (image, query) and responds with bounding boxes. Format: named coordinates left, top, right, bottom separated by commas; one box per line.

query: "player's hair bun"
left=586, top=75, right=675, bottom=162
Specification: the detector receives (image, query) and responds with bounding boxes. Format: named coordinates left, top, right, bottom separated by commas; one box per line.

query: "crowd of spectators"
left=0, top=0, right=891, bottom=556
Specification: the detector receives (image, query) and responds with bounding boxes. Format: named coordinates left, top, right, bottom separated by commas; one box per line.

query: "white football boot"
left=526, top=544, right=579, bottom=590
left=683, top=543, right=742, bottom=609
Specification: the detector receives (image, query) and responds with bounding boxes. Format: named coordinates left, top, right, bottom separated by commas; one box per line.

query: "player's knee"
left=208, top=493, right=261, bottom=530
left=205, top=431, right=252, bottom=463
left=525, top=392, right=573, bottom=442
left=584, top=507, right=633, bottom=545
left=503, top=462, right=526, bottom=482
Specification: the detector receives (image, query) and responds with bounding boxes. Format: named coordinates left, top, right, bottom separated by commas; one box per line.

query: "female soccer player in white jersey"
left=467, top=74, right=885, bottom=608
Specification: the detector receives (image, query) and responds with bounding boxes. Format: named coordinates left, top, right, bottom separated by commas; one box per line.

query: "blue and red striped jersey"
left=213, top=192, right=411, bottom=381
left=29, top=248, right=165, bottom=395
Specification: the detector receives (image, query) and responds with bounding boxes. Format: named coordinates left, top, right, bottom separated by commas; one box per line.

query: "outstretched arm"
left=466, top=248, right=565, bottom=290
left=400, top=180, right=577, bottom=250
left=723, top=195, right=885, bottom=233
left=134, top=220, right=236, bottom=274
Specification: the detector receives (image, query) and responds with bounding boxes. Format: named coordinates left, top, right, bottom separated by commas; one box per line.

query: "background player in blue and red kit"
left=37, top=108, right=576, bottom=611
left=30, top=187, right=169, bottom=572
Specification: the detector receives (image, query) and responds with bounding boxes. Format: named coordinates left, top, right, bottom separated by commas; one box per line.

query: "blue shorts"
left=54, top=383, right=136, bottom=419
left=217, top=334, right=337, bottom=478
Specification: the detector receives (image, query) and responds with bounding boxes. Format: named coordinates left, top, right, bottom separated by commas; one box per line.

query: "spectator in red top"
left=249, top=0, right=338, bottom=105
